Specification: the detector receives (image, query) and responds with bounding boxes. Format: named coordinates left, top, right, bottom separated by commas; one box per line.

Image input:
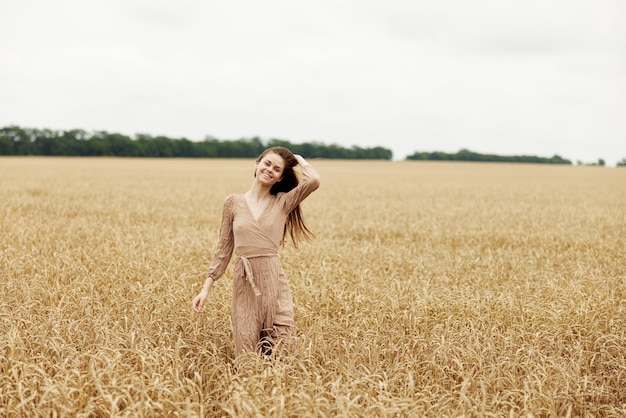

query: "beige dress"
left=205, top=166, right=320, bottom=356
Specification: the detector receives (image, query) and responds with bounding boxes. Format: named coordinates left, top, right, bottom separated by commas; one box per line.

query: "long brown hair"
left=256, top=147, right=314, bottom=247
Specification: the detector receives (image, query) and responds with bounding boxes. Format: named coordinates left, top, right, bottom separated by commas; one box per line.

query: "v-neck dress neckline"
left=242, top=194, right=273, bottom=223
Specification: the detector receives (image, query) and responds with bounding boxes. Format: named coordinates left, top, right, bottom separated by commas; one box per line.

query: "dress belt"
left=238, top=254, right=277, bottom=297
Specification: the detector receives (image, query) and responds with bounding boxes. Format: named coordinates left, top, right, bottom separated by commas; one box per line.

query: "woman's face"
left=255, top=152, right=285, bottom=186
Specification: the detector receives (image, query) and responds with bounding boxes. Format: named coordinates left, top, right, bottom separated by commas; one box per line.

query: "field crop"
left=1, top=157, right=625, bottom=417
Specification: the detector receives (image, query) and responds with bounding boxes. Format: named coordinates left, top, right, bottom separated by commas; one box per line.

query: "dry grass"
left=1, top=157, right=624, bottom=417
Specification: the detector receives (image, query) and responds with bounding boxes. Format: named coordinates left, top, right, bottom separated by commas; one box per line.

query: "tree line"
left=407, top=148, right=573, bottom=164
left=0, top=125, right=392, bottom=160
left=3, top=125, right=620, bottom=165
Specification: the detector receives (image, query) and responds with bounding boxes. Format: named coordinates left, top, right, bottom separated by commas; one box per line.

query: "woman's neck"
left=246, top=182, right=272, bottom=201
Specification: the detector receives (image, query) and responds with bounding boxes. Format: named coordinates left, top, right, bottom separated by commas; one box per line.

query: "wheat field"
left=1, top=157, right=624, bottom=417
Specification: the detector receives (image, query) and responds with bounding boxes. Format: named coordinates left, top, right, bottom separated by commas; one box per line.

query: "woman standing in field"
left=192, top=147, right=320, bottom=359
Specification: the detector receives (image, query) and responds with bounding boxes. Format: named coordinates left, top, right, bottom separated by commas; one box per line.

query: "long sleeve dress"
left=205, top=165, right=320, bottom=356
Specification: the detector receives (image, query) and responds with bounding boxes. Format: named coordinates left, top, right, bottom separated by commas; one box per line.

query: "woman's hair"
left=256, top=146, right=314, bottom=247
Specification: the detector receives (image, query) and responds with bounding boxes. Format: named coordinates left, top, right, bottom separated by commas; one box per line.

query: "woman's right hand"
left=192, top=289, right=209, bottom=313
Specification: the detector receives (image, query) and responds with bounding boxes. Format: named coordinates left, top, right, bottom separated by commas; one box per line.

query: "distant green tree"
left=617, top=158, right=626, bottom=167
left=547, top=155, right=571, bottom=164
left=105, top=133, right=134, bottom=156
left=267, top=138, right=293, bottom=152
left=370, top=146, right=393, bottom=160
left=174, top=138, right=194, bottom=157
left=194, top=138, right=220, bottom=157
left=31, top=128, right=56, bottom=155
left=1, top=126, right=33, bottom=155
left=0, top=134, right=12, bottom=154
left=57, top=129, right=89, bottom=155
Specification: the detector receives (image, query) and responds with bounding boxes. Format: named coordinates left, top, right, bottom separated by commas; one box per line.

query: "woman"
left=192, top=147, right=320, bottom=358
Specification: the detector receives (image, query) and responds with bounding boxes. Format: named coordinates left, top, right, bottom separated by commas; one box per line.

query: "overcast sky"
left=1, top=0, right=625, bottom=164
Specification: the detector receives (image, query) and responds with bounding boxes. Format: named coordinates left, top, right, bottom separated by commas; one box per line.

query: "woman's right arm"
left=192, top=195, right=235, bottom=313
left=191, top=277, right=214, bottom=313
